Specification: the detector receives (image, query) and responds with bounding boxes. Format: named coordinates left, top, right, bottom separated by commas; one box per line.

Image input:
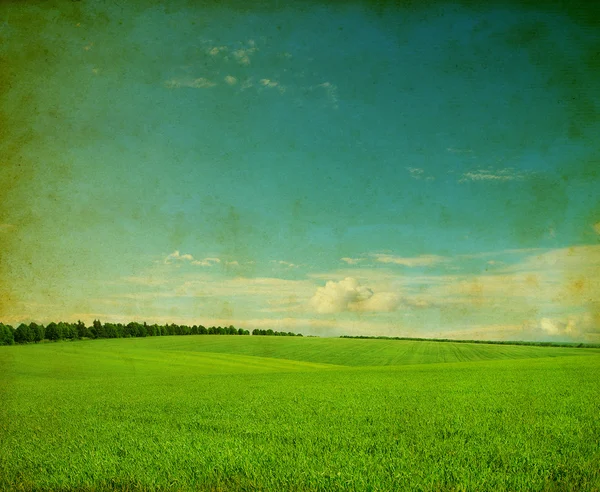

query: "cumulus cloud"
left=340, top=257, right=362, bottom=265
left=165, top=250, right=194, bottom=264
left=310, top=277, right=400, bottom=314
left=224, top=75, right=237, bottom=85
left=372, top=254, right=446, bottom=267
left=529, top=312, right=599, bottom=340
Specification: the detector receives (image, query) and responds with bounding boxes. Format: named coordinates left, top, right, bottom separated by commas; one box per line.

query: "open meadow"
left=1, top=336, right=600, bottom=491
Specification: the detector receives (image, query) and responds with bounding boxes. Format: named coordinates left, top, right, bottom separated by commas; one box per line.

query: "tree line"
left=0, top=320, right=257, bottom=345
left=251, top=329, right=303, bottom=337
left=339, top=335, right=600, bottom=349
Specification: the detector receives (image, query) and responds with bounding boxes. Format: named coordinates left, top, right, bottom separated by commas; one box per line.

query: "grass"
left=1, top=336, right=599, bottom=491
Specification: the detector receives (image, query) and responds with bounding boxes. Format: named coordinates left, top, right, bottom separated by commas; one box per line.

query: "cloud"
left=340, top=257, right=362, bottom=265
left=447, top=147, right=474, bottom=154
left=594, top=222, right=600, bottom=235
left=459, top=168, right=528, bottom=182
left=372, top=254, right=446, bottom=267
left=317, top=82, right=338, bottom=108
left=191, top=257, right=221, bottom=267
left=271, top=260, right=298, bottom=268
left=0, top=223, right=14, bottom=232
left=310, top=277, right=400, bottom=314
left=165, top=250, right=194, bottom=264
left=224, top=75, right=237, bottom=85
left=164, top=77, right=216, bottom=89
left=406, top=167, right=435, bottom=181
left=208, top=46, right=228, bottom=56
left=164, top=251, right=222, bottom=267
left=528, top=313, right=599, bottom=341
left=232, top=46, right=257, bottom=66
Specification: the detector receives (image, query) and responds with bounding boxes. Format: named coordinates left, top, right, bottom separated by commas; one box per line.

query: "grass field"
left=1, top=336, right=599, bottom=491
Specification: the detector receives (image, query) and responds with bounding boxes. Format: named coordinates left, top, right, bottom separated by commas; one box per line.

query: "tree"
left=0, top=323, right=14, bottom=345
left=14, top=323, right=33, bottom=344
left=92, top=319, right=106, bottom=339
left=45, top=322, right=63, bottom=341
left=76, top=320, right=90, bottom=338
left=30, top=323, right=45, bottom=343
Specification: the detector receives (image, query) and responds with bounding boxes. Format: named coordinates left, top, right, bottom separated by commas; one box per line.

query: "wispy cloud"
left=0, top=223, right=14, bottom=233
left=406, top=167, right=435, bottom=181
left=340, top=257, right=363, bottom=265
left=459, top=167, right=528, bottom=183
left=271, top=260, right=299, bottom=269
left=164, top=77, right=216, bottom=89
left=446, top=147, right=474, bottom=154
left=191, top=257, right=221, bottom=267
left=164, top=251, right=222, bottom=267
left=594, top=222, right=600, bottom=235
left=372, top=253, right=446, bottom=267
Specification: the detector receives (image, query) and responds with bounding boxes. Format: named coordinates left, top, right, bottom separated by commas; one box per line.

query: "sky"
left=1, top=0, right=599, bottom=341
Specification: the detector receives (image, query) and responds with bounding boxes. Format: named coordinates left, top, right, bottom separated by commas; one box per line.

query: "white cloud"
left=447, top=147, right=473, bottom=154
left=372, top=254, right=446, bottom=267
left=164, top=77, right=216, bottom=89
left=593, top=222, right=600, bottom=235
left=310, top=277, right=400, bottom=314
left=530, top=312, right=599, bottom=340
left=191, top=257, right=221, bottom=267
left=165, top=250, right=194, bottom=264
left=208, top=46, right=227, bottom=56
left=459, top=168, right=528, bottom=182
left=271, top=260, right=298, bottom=268
left=224, top=75, right=237, bottom=85
left=164, top=251, right=222, bottom=267
left=340, top=257, right=362, bottom=265
left=406, top=167, right=435, bottom=181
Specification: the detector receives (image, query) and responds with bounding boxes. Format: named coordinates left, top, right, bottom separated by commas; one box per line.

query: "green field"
left=1, top=336, right=599, bottom=491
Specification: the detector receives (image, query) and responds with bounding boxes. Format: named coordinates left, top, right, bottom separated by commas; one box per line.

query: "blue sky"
left=1, top=0, right=599, bottom=340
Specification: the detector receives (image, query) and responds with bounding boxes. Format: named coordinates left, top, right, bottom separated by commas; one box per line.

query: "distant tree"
left=237, top=328, right=245, bottom=336
left=57, top=322, right=71, bottom=340
left=58, top=322, right=75, bottom=340
left=199, top=325, right=207, bottom=335
left=14, top=323, right=33, bottom=344
left=147, top=324, right=159, bottom=337
left=76, top=320, right=89, bottom=338
left=91, top=319, right=106, bottom=339
left=0, top=323, right=15, bottom=345
left=136, top=324, right=148, bottom=337
left=30, top=323, right=45, bottom=343
left=252, top=329, right=260, bottom=336
left=103, top=323, right=118, bottom=338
